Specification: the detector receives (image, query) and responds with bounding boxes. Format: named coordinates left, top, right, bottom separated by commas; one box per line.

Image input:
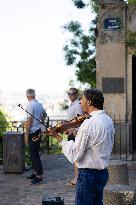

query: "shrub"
left=0, top=109, right=9, bottom=164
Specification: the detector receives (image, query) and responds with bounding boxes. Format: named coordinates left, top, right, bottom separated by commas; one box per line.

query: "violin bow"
left=18, top=104, right=47, bottom=128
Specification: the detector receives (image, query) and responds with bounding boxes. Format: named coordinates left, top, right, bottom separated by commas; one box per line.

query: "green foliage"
left=72, top=0, right=99, bottom=12
left=76, top=57, right=96, bottom=87
left=63, top=0, right=98, bottom=87
left=90, top=0, right=99, bottom=13
left=72, top=0, right=86, bottom=8
left=59, top=99, right=69, bottom=110
left=128, top=0, right=136, bottom=4
left=0, top=109, right=9, bottom=163
left=0, top=110, right=8, bottom=138
left=63, top=21, right=83, bottom=37
left=48, top=134, right=66, bottom=154
left=63, top=20, right=96, bottom=86
left=125, top=31, right=136, bottom=55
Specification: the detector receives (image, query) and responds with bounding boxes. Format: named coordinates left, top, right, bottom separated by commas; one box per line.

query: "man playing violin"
left=48, top=88, right=115, bottom=205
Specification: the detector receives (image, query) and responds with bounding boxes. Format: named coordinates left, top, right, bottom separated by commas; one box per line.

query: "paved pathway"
left=0, top=154, right=76, bottom=205
left=0, top=154, right=136, bottom=205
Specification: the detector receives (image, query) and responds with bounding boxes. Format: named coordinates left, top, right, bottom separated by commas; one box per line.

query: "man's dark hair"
left=69, top=88, right=78, bottom=94
left=83, top=88, right=104, bottom=110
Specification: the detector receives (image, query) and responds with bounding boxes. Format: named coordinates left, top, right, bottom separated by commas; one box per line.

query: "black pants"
left=28, top=129, right=43, bottom=176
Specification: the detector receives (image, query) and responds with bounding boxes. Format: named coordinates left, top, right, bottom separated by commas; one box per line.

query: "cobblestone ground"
left=0, top=154, right=136, bottom=205
left=0, top=154, right=76, bottom=205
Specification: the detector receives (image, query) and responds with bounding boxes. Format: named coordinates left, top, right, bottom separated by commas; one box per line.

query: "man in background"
left=25, top=88, right=47, bottom=185
left=66, top=88, right=83, bottom=185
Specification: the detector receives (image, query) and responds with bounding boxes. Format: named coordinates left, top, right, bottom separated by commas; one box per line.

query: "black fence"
left=111, top=119, right=136, bottom=161
left=0, top=116, right=136, bottom=163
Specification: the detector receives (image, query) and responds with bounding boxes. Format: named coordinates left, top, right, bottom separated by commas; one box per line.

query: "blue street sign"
left=104, top=18, right=122, bottom=30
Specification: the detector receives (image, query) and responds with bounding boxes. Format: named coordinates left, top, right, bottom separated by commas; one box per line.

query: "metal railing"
left=0, top=115, right=136, bottom=162
left=111, top=119, right=135, bottom=161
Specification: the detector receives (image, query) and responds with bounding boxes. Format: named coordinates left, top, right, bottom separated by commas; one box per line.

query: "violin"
left=18, top=104, right=90, bottom=141
left=32, top=114, right=90, bottom=141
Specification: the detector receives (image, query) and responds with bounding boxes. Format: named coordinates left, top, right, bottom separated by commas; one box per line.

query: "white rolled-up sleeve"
left=60, top=122, right=90, bottom=164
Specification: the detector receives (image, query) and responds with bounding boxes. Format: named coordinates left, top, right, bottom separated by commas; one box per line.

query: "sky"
left=0, top=0, right=94, bottom=94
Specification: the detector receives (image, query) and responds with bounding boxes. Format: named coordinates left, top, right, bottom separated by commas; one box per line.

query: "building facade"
left=96, top=0, right=136, bottom=121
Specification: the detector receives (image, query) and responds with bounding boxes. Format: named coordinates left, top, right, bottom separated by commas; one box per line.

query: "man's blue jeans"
left=75, top=168, right=109, bottom=205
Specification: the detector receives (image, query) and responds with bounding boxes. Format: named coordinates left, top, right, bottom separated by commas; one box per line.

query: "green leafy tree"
left=64, top=0, right=135, bottom=86
left=63, top=0, right=98, bottom=87
left=0, top=109, right=8, bottom=162
left=128, top=0, right=136, bottom=4
left=125, top=31, right=136, bottom=55
left=0, top=109, right=8, bottom=140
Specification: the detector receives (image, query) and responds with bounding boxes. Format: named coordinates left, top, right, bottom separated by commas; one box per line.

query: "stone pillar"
left=96, top=0, right=126, bottom=119
left=104, top=185, right=136, bottom=205
left=108, top=160, right=129, bottom=185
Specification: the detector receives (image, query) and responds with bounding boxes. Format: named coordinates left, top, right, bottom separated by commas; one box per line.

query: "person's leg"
left=30, top=129, right=43, bottom=177
left=31, top=139, right=43, bottom=177
left=30, top=140, right=43, bottom=184
left=69, top=163, right=78, bottom=185
left=75, top=170, right=96, bottom=205
left=27, top=136, right=36, bottom=179
left=94, top=169, right=109, bottom=205
left=74, top=163, right=78, bottom=179
left=67, top=134, right=78, bottom=185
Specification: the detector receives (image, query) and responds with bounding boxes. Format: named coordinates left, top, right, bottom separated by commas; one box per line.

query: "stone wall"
left=96, top=44, right=126, bottom=116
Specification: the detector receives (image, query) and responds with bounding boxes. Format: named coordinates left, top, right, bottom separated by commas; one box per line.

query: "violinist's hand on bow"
left=65, top=128, right=77, bottom=137
left=47, top=128, right=63, bottom=143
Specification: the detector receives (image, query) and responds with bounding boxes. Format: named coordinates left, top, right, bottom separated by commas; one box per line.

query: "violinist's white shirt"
left=60, top=110, right=115, bottom=170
